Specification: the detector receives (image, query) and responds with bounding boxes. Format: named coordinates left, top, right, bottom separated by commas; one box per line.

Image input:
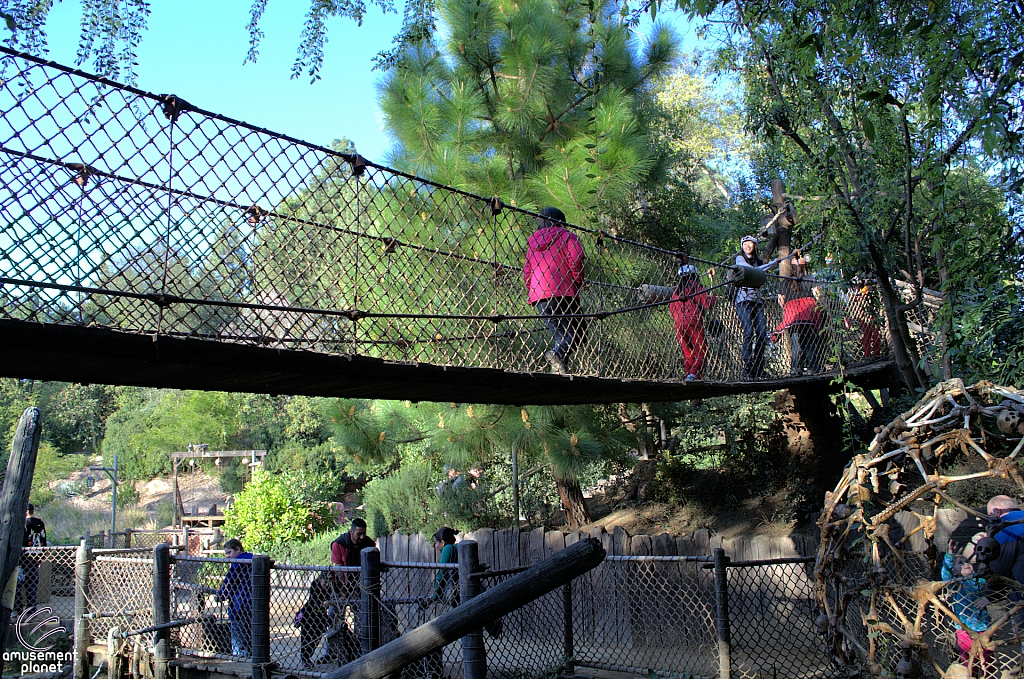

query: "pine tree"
left=378, top=0, right=678, bottom=224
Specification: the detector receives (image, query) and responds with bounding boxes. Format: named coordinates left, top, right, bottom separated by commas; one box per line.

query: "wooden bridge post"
left=713, top=548, right=732, bottom=679
left=74, top=539, right=94, bottom=679
left=360, top=547, right=381, bottom=654
left=0, top=407, right=42, bottom=659
left=250, top=555, right=271, bottom=679
left=458, top=540, right=485, bottom=679
left=153, top=543, right=171, bottom=679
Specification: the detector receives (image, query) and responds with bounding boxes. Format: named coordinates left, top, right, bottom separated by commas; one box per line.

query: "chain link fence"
left=0, top=46, right=889, bottom=393
left=28, top=541, right=841, bottom=679
left=16, top=546, right=78, bottom=620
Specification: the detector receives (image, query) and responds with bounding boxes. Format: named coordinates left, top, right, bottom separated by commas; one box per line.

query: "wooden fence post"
left=324, top=538, right=605, bottom=679
left=360, top=547, right=381, bottom=654
left=250, top=555, right=271, bottom=679
left=153, top=543, right=171, bottom=679
left=713, top=548, right=731, bottom=679
left=74, top=539, right=93, bottom=679
left=459, top=540, right=485, bottom=679
left=125, top=527, right=132, bottom=549
left=0, top=407, right=42, bottom=658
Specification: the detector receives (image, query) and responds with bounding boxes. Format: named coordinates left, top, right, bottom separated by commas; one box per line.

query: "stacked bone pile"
left=816, top=380, right=1024, bottom=679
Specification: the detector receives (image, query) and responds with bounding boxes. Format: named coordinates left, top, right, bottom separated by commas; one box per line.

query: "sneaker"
left=685, top=374, right=702, bottom=382
left=545, top=350, right=567, bottom=374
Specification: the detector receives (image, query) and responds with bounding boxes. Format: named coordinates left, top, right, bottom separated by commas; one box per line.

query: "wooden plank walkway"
left=0, top=318, right=894, bottom=404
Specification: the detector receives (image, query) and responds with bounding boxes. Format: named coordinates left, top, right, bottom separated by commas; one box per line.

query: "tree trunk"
left=772, top=387, right=846, bottom=492
left=555, top=476, right=591, bottom=529
left=867, top=241, right=928, bottom=391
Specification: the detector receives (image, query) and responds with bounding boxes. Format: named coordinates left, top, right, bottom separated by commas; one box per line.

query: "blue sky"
left=38, top=1, right=696, bottom=165
left=42, top=1, right=404, bottom=163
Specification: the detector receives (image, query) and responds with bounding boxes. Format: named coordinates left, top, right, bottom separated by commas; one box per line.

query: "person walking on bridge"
left=775, top=255, right=824, bottom=375
left=670, top=263, right=717, bottom=381
left=734, top=236, right=768, bottom=380
left=524, top=207, right=587, bottom=374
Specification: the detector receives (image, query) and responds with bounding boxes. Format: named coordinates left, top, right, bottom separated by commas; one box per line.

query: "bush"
left=30, top=442, right=86, bottom=507
left=362, top=460, right=436, bottom=535
left=266, top=531, right=339, bottom=565
left=116, top=481, right=140, bottom=508
left=223, top=469, right=338, bottom=551
left=218, top=458, right=248, bottom=494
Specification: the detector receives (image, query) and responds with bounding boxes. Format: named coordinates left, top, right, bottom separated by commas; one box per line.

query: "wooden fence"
left=376, top=525, right=822, bottom=566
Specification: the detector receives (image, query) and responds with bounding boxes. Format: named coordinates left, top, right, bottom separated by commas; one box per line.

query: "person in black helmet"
left=523, top=207, right=587, bottom=374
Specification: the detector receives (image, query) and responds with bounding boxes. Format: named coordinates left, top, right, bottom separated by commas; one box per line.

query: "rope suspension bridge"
left=0, top=48, right=895, bottom=404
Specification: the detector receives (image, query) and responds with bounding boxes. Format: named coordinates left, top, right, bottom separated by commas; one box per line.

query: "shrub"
left=361, top=460, right=436, bottom=535
left=266, top=531, right=339, bottom=565
left=30, top=442, right=86, bottom=507
left=223, top=469, right=337, bottom=551
left=218, top=457, right=248, bottom=494
left=116, top=481, right=140, bottom=508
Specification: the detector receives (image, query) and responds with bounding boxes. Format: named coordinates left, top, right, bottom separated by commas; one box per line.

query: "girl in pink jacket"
left=523, top=207, right=586, bottom=374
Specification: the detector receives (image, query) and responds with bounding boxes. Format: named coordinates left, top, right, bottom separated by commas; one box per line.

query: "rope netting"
left=817, top=380, right=1024, bottom=679
left=88, top=555, right=157, bottom=641
left=0, top=47, right=889, bottom=387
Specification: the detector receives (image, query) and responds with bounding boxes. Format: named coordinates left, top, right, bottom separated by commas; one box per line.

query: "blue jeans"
left=735, top=301, right=767, bottom=377
left=536, top=297, right=586, bottom=361
left=230, top=616, right=252, bottom=657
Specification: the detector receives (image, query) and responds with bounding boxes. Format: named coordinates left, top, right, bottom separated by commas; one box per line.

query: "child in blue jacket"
left=218, top=538, right=254, bottom=657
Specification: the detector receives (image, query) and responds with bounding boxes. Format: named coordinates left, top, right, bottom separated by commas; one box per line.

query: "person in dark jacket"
left=20, top=503, right=47, bottom=610
left=330, top=518, right=376, bottom=571
left=296, top=571, right=335, bottom=668
left=734, top=235, right=768, bottom=380
left=431, top=527, right=459, bottom=604
left=217, top=539, right=253, bottom=657
left=523, top=207, right=587, bottom=374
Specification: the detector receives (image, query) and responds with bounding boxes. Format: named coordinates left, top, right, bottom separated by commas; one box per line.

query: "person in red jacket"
left=775, top=257, right=824, bottom=375
left=669, top=264, right=717, bottom=381
left=523, top=207, right=586, bottom=374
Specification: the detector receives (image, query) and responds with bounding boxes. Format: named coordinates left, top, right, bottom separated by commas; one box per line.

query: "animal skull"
left=995, top=400, right=1024, bottom=435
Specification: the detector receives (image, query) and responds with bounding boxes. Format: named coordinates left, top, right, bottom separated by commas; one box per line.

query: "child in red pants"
left=669, top=265, right=717, bottom=381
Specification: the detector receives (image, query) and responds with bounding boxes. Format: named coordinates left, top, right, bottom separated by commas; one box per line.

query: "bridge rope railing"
left=0, top=47, right=890, bottom=384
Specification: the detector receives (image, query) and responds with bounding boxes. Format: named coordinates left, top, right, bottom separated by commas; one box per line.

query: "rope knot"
left=158, top=95, right=193, bottom=124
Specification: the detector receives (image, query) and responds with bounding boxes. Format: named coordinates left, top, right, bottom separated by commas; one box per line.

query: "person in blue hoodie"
left=218, top=538, right=254, bottom=657
left=942, top=540, right=992, bottom=672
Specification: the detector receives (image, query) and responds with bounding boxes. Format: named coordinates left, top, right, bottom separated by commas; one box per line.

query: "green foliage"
left=223, top=469, right=338, bottom=551
left=649, top=394, right=788, bottom=510
left=29, top=442, right=85, bottom=507
left=266, top=531, right=340, bottom=565
left=336, top=399, right=632, bottom=532
left=378, top=0, right=679, bottom=224
left=101, top=389, right=241, bottom=480
left=116, top=481, right=140, bottom=508
left=362, top=460, right=437, bottom=534
left=218, top=458, right=249, bottom=494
